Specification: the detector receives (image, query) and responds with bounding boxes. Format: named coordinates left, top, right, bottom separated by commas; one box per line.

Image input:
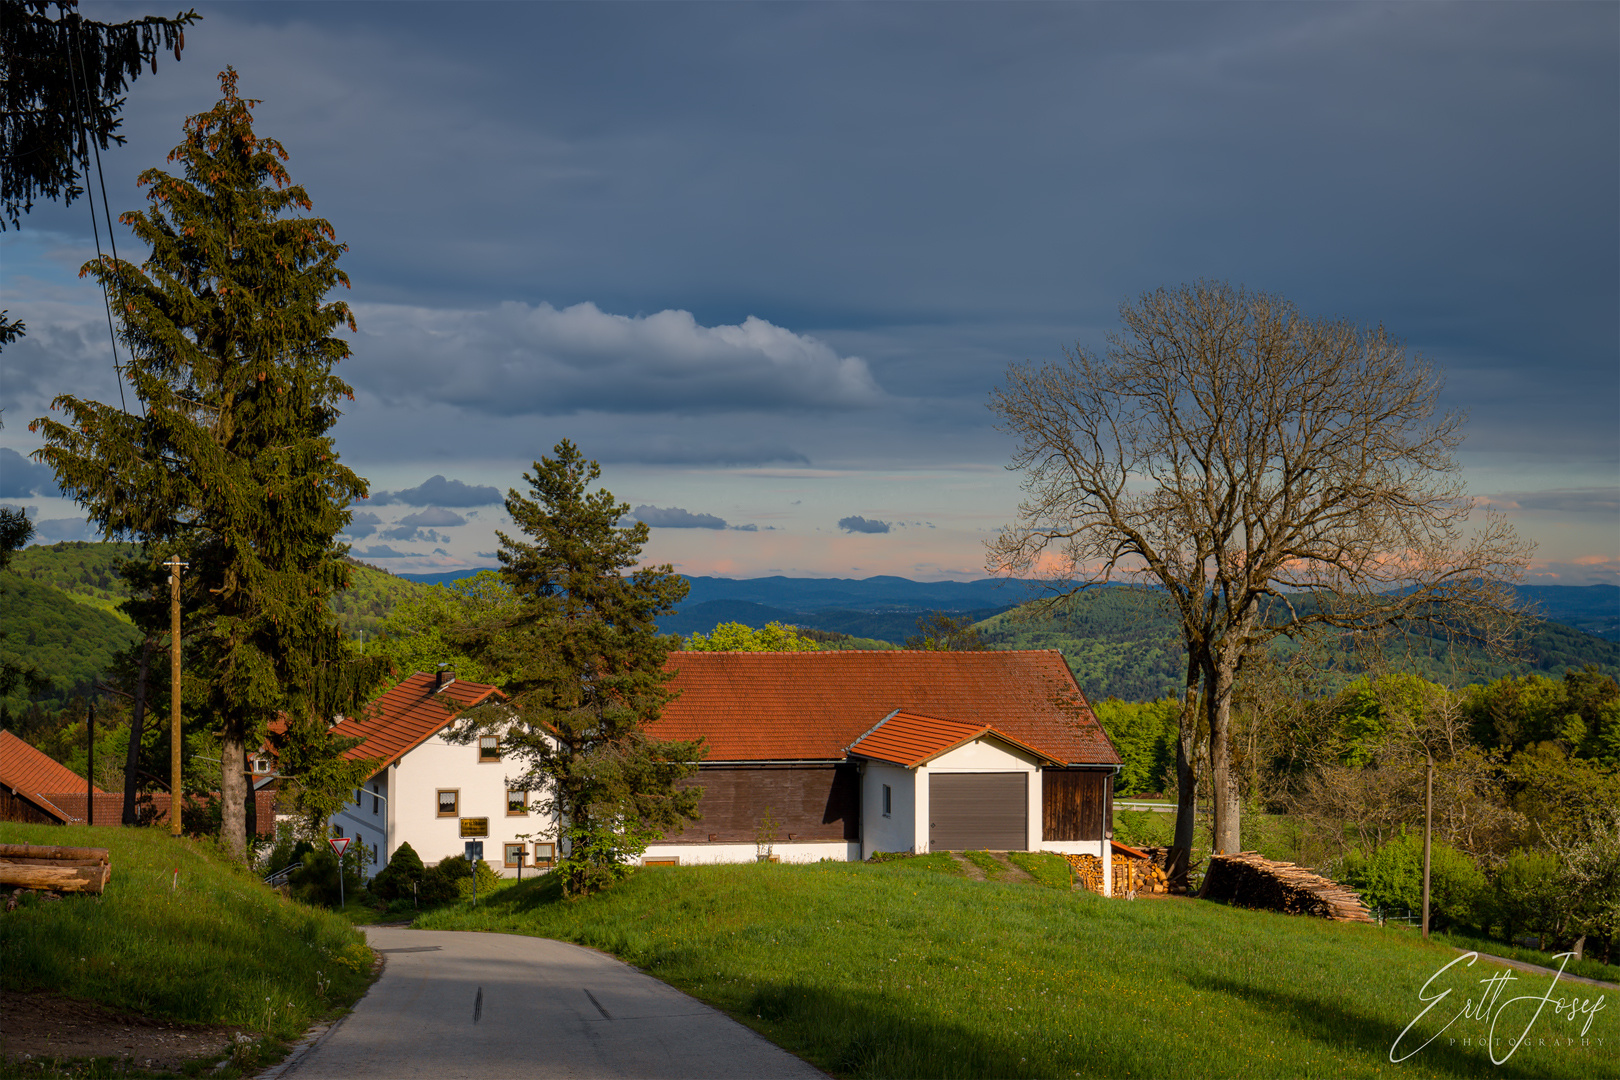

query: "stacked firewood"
left=1138, top=846, right=1201, bottom=894
left=1045, top=851, right=1105, bottom=894
left=1200, top=851, right=1372, bottom=923
left=1131, top=855, right=1172, bottom=895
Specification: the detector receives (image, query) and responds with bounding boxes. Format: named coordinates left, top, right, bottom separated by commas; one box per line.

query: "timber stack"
left=0, top=843, right=112, bottom=895
left=1137, top=846, right=1196, bottom=894
left=1200, top=850, right=1372, bottom=923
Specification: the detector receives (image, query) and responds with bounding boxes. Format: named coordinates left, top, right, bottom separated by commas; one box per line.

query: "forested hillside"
left=9, top=542, right=428, bottom=641
left=978, top=586, right=1620, bottom=702
left=0, top=576, right=141, bottom=714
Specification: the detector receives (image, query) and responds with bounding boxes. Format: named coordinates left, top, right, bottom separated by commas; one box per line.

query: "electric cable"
left=65, top=15, right=131, bottom=415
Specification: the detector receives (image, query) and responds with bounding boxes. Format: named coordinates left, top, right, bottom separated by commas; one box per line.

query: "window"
left=642, top=856, right=679, bottom=867
left=882, top=784, right=892, bottom=817
left=479, top=734, right=500, bottom=762
left=507, top=789, right=528, bottom=815
left=371, top=787, right=380, bottom=815
left=353, top=788, right=361, bottom=805
left=437, top=789, right=458, bottom=817
left=533, top=843, right=554, bottom=870
left=503, top=843, right=527, bottom=868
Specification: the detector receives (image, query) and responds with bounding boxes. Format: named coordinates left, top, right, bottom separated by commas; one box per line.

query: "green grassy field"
left=416, top=859, right=1613, bottom=1079
left=0, top=823, right=374, bottom=1043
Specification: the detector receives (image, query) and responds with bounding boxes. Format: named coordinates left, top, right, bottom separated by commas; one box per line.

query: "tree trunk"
left=219, top=727, right=247, bottom=862
left=1207, top=654, right=1241, bottom=856
left=121, top=637, right=154, bottom=826
left=1167, top=660, right=1200, bottom=888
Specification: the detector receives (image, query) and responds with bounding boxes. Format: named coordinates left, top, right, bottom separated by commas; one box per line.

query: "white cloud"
left=348, top=301, right=887, bottom=416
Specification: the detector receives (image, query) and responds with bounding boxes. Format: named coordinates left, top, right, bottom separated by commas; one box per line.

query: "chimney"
left=434, top=664, right=450, bottom=691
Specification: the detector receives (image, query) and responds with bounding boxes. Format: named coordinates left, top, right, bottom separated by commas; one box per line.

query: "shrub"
left=1490, top=848, right=1567, bottom=947
left=1347, top=831, right=1486, bottom=931
left=287, top=847, right=365, bottom=908
left=370, top=841, right=426, bottom=902
left=417, top=854, right=496, bottom=905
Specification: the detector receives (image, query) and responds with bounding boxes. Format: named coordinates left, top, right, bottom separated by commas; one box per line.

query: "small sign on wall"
left=460, top=817, right=489, bottom=838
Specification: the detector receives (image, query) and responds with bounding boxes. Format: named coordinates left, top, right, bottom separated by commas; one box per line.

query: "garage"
left=928, top=772, right=1027, bottom=850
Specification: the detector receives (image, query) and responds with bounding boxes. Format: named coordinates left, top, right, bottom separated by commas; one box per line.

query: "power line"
left=65, top=15, right=131, bottom=416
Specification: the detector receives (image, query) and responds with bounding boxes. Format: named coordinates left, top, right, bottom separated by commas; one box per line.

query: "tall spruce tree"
left=461, top=441, right=704, bottom=896
left=31, top=70, right=379, bottom=859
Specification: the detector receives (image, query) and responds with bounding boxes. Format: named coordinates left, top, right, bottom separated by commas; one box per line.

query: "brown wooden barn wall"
left=0, top=788, right=61, bottom=825
left=662, top=764, right=860, bottom=843
left=1042, top=769, right=1110, bottom=841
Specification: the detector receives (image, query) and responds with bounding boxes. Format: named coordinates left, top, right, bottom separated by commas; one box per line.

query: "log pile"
left=0, top=843, right=112, bottom=895
left=1200, top=850, right=1372, bottom=923
left=1124, top=851, right=1172, bottom=895
left=1138, top=847, right=1201, bottom=894
left=1045, top=851, right=1104, bottom=894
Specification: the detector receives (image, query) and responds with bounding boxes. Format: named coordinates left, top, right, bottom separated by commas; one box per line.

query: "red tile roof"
left=652, top=650, right=1119, bottom=766
left=0, top=730, right=105, bottom=820
left=40, top=791, right=278, bottom=835
left=847, top=710, right=1063, bottom=768
left=327, top=672, right=505, bottom=779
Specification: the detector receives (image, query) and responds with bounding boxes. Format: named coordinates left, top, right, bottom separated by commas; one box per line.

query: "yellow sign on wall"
left=459, top=817, right=489, bottom=838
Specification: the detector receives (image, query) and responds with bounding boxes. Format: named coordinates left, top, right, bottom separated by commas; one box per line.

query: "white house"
left=330, top=651, right=1123, bottom=891
left=327, top=670, right=554, bottom=879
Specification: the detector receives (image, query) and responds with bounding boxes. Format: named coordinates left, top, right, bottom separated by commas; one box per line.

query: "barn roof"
left=327, top=672, right=505, bottom=778
left=846, top=709, right=1064, bottom=768
left=0, top=730, right=104, bottom=821
left=651, top=650, right=1119, bottom=766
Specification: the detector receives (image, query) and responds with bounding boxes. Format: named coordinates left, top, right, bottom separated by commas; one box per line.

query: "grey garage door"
left=929, top=772, right=1027, bottom=850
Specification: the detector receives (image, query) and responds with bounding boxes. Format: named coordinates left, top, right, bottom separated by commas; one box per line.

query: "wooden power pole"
left=1421, top=752, right=1433, bottom=939
left=167, top=556, right=188, bottom=838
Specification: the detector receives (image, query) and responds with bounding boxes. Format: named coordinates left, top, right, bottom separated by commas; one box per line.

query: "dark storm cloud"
left=0, top=448, right=57, bottom=498
left=349, top=302, right=885, bottom=416
left=396, top=508, right=467, bottom=528
left=630, top=505, right=728, bottom=530
left=366, top=476, right=501, bottom=507
left=353, top=544, right=419, bottom=560
left=839, top=516, right=890, bottom=534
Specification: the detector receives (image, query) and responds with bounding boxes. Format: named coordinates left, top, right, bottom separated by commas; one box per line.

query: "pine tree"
left=32, top=70, right=379, bottom=860
left=463, top=441, right=704, bottom=896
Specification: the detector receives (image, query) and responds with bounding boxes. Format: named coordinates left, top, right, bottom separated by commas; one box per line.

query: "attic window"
left=479, top=735, right=500, bottom=762
left=882, top=784, right=892, bottom=818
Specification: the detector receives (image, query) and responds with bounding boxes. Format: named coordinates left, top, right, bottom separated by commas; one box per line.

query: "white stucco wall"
left=917, top=736, right=1044, bottom=852
left=638, top=841, right=860, bottom=865
left=332, top=729, right=557, bottom=879
left=861, top=762, right=916, bottom=856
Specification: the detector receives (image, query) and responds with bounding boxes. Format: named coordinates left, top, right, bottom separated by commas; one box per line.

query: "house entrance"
left=929, top=772, right=1027, bottom=850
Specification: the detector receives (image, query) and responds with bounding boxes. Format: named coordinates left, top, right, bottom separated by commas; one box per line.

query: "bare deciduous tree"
left=989, top=281, right=1531, bottom=871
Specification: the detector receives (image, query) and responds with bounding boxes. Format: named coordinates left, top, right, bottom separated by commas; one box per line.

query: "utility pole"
left=167, top=556, right=188, bottom=838
left=1421, top=752, right=1433, bottom=940
left=87, top=697, right=95, bottom=826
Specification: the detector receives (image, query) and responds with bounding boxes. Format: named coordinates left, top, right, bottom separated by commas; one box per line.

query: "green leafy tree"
left=460, top=441, right=705, bottom=897
left=1091, top=697, right=1179, bottom=796
left=31, top=70, right=380, bottom=860
left=905, top=611, right=984, bottom=651
left=364, top=569, right=517, bottom=684
left=686, top=620, right=817, bottom=652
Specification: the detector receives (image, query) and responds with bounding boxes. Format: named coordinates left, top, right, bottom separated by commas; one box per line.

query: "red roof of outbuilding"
left=847, top=710, right=1064, bottom=768
left=327, top=672, right=505, bottom=779
left=0, top=730, right=105, bottom=820
left=652, top=650, right=1119, bottom=766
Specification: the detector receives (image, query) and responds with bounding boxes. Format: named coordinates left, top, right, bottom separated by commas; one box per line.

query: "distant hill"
left=0, top=575, right=141, bottom=714
left=12, top=542, right=431, bottom=643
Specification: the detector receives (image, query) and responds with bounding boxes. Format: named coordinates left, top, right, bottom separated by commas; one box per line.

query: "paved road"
left=279, top=926, right=824, bottom=1079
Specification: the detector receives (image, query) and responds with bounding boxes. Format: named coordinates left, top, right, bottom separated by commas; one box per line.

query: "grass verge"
left=414, top=858, right=1613, bottom=1078
left=0, top=823, right=375, bottom=1052
left=1007, top=851, right=1072, bottom=889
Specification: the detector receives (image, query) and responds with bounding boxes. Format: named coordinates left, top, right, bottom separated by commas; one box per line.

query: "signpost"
left=329, top=836, right=352, bottom=911
left=464, top=840, right=483, bottom=906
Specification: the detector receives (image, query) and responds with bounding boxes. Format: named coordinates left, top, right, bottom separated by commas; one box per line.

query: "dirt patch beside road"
left=0, top=990, right=243, bottom=1073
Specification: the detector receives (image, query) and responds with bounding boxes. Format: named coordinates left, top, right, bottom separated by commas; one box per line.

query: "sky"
left=2, top=1, right=1616, bottom=584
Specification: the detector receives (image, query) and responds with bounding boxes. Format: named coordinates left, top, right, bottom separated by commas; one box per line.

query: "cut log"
left=0, top=843, right=110, bottom=862
left=0, top=861, right=111, bottom=894
left=0, top=844, right=112, bottom=894
left=1201, top=851, right=1371, bottom=923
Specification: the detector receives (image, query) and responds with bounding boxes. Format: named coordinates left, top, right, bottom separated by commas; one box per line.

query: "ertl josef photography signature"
left=1391, top=951, right=1608, bottom=1065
